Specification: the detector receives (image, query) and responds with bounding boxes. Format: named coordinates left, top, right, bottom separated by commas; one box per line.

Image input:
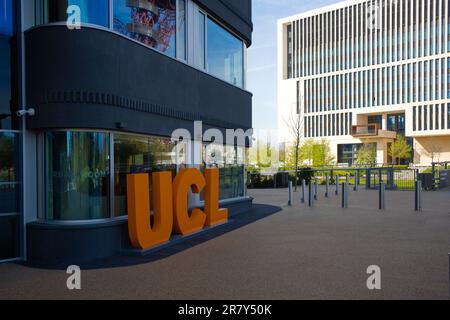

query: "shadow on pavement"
left=21, top=203, right=282, bottom=270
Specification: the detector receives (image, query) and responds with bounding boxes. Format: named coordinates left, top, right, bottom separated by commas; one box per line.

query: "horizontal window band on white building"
left=278, top=0, right=450, bottom=166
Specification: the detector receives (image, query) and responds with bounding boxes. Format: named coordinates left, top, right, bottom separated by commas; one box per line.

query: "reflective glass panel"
left=207, top=18, right=243, bottom=88
left=0, top=132, right=18, bottom=214
left=45, top=0, right=109, bottom=27
left=202, top=144, right=246, bottom=200
left=45, top=132, right=110, bottom=220
left=114, top=133, right=184, bottom=217
left=0, top=0, right=12, bottom=36
left=0, top=0, right=12, bottom=129
left=113, top=0, right=176, bottom=57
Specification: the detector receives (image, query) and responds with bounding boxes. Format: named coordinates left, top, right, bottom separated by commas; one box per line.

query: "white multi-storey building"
left=278, top=0, right=450, bottom=165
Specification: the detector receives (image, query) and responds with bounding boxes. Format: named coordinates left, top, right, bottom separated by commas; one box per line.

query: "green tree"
left=284, top=111, right=304, bottom=191
left=298, top=139, right=315, bottom=166
left=355, top=143, right=377, bottom=166
left=248, top=142, right=277, bottom=170
left=297, top=139, right=334, bottom=167
left=389, top=135, right=412, bottom=165
left=312, top=139, right=335, bottom=167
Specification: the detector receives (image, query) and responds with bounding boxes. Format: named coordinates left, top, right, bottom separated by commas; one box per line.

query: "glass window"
left=0, top=0, right=12, bottom=130
left=345, top=113, right=348, bottom=135
left=448, top=103, right=450, bottom=129
left=429, top=61, right=433, bottom=101
left=316, top=115, right=319, bottom=137
left=114, top=133, right=184, bottom=217
left=424, top=61, right=428, bottom=101
left=207, top=18, right=244, bottom=88
left=202, top=144, right=245, bottom=200
left=418, top=106, right=422, bottom=131
left=418, top=62, right=423, bottom=102
left=198, top=11, right=206, bottom=69
left=287, top=24, right=292, bottom=79
left=430, top=106, right=433, bottom=130
left=0, top=0, right=12, bottom=36
left=442, top=58, right=445, bottom=99
left=442, top=104, right=445, bottom=130
left=435, top=105, right=439, bottom=131
left=113, top=0, right=176, bottom=57
left=332, top=114, right=335, bottom=136
left=448, top=58, right=450, bottom=98
left=177, top=0, right=186, bottom=61
left=45, top=0, right=109, bottom=27
left=44, top=132, right=110, bottom=220
left=387, top=115, right=396, bottom=132
left=0, top=132, right=19, bottom=214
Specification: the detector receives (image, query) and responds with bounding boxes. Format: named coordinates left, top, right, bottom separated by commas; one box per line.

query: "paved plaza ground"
left=0, top=187, right=449, bottom=300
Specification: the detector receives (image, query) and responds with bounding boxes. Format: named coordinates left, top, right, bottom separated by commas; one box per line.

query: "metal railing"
left=248, top=166, right=418, bottom=191
left=431, top=161, right=450, bottom=189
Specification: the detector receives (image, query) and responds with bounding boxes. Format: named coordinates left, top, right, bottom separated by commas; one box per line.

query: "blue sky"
left=248, top=0, right=341, bottom=131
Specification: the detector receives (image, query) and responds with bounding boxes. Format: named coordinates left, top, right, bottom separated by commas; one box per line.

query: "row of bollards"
left=288, top=174, right=424, bottom=212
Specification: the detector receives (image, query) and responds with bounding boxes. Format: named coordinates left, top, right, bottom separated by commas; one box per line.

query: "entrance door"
left=0, top=131, right=20, bottom=261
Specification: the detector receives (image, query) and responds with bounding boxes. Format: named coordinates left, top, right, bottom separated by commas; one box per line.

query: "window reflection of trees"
left=114, top=134, right=180, bottom=217
left=202, top=144, right=246, bottom=200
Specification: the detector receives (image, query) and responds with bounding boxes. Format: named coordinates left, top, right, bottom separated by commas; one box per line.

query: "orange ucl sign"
left=126, top=168, right=228, bottom=250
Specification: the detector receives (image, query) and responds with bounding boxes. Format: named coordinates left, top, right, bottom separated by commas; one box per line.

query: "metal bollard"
left=325, top=175, right=329, bottom=198
left=365, top=169, right=371, bottom=190
left=354, top=170, right=359, bottom=191
left=288, top=181, right=293, bottom=206
left=345, top=174, right=350, bottom=197
left=301, top=179, right=306, bottom=203
left=335, top=175, right=340, bottom=196
left=415, top=180, right=422, bottom=211
left=341, top=182, right=349, bottom=208
left=379, top=182, right=386, bottom=210
left=308, top=180, right=314, bottom=207
left=314, top=177, right=319, bottom=200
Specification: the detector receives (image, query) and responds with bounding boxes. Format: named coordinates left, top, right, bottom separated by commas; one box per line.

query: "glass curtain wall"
left=207, top=17, right=244, bottom=88
left=39, top=1, right=244, bottom=88
left=44, top=0, right=110, bottom=27
left=114, top=133, right=183, bottom=217
left=42, top=131, right=188, bottom=220
left=202, top=144, right=246, bottom=200
left=113, top=0, right=177, bottom=57
left=0, top=0, right=12, bottom=130
left=0, top=132, right=19, bottom=260
left=44, top=132, right=111, bottom=220
left=0, top=0, right=20, bottom=261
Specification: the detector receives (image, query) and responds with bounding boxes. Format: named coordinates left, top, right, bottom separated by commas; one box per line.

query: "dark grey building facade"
left=0, top=0, right=253, bottom=265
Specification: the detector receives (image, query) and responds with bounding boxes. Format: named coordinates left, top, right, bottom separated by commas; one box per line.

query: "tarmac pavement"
left=0, top=187, right=449, bottom=300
